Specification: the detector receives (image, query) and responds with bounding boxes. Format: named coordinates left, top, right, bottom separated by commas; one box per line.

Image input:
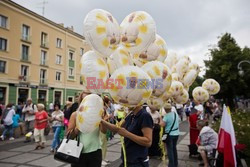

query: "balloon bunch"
left=80, top=9, right=220, bottom=111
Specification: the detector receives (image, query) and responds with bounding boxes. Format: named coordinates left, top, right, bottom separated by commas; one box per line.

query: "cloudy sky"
left=13, top=0, right=250, bottom=75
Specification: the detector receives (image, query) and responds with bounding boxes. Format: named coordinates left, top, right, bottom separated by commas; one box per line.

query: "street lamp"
left=237, top=60, right=250, bottom=76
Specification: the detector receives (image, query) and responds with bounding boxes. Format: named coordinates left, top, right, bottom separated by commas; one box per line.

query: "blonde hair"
left=37, top=103, right=45, bottom=110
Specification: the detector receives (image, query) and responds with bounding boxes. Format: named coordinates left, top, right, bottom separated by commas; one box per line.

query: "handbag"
left=162, top=112, right=177, bottom=142
left=54, top=131, right=83, bottom=164
left=44, top=123, right=50, bottom=136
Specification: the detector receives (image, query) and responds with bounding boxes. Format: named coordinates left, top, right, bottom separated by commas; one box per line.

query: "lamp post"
left=237, top=60, right=250, bottom=76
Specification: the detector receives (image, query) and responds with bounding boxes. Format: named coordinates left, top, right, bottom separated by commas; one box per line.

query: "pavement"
left=0, top=120, right=200, bottom=167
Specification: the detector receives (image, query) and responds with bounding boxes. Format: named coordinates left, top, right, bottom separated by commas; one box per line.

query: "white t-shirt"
left=22, top=103, right=38, bottom=121
left=3, top=108, right=15, bottom=126
left=146, top=107, right=160, bottom=124
left=195, top=104, right=204, bottom=120
left=176, top=104, right=183, bottom=109
left=49, top=103, right=54, bottom=110
left=52, top=110, right=64, bottom=127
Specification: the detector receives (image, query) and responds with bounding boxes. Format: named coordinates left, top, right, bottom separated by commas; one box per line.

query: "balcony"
left=40, top=42, right=49, bottom=49
left=40, top=78, right=48, bottom=86
left=20, top=55, right=31, bottom=63
left=18, top=75, right=30, bottom=83
left=21, top=34, right=31, bottom=44
left=40, top=59, right=49, bottom=67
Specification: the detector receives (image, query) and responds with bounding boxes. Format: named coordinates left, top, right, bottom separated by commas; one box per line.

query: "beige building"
left=0, top=0, right=91, bottom=107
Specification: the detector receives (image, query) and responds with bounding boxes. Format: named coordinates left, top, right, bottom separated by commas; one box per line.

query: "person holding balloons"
left=67, top=90, right=107, bottom=167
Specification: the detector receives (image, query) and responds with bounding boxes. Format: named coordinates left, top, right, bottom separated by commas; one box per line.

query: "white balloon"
left=183, top=69, right=197, bottom=87
left=76, top=94, right=103, bottom=133
left=141, top=61, right=172, bottom=97
left=175, top=58, right=189, bottom=78
left=80, top=51, right=109, bottom=94
left=162, top=90, right=172, bottom=101
left=147, top=96, right=164, bottom=110
left=120, top=11, right=156, bottom=54
left=172, top=73, right=180, bottom=82
left=164, top=52, right=178, bottom=69
left=202, top=79, right=220, bottom=95
left=173, top=89, right=189, bottom=104
left=133, top=34, right=167, bottom=67
left=169, top=81, right=184, bottom=97
left=83, top=9, right=120, bottom=57
left=192, top=87, right=209, bottom=103
left=107, top=46, right=133, bottom=75
left=109, top=66, right=152, bottom=107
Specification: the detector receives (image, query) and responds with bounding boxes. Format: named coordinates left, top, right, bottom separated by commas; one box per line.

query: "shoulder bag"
left=162, top=112, right=178, bottom=142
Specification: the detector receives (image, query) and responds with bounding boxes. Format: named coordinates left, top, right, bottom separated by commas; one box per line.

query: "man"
left=22, top=98, right=37, bottom=134
left=49, top=102, right=54, bottom=114
left=176, top=103, right=184, bottom=121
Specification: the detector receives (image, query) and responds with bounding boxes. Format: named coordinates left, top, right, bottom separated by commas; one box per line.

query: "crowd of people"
left=0, top=92, right=223, bottom=167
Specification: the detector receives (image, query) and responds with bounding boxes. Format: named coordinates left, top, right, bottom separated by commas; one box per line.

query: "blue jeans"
left=51, top=126, right=61, bottom=149
left=2, top=124, right=14, bottom=138
left=166, top=135, right=179, bottom=167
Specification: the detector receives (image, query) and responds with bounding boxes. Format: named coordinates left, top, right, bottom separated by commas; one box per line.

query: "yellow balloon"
left=192, top=87, right=209, bottom=103
left=173, top=89, right=189, bottom=104
left=169, top=81, right=184, bottom=97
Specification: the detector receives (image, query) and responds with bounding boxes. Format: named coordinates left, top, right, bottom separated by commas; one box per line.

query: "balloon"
left=141, top=61, right=172, bottom=97
left=192, top=87, right=209, bottom=103
left=171, top=73, right=180, bottom=82
left=162, top=90, right=172, bottom=101
left=181, top=55, right=191, bottom=63
left=183, top=69, right=197, bottom=87
left=175, top=58, right=189, bottom=78
left=169, top=81, right=184, bottom=97
left=189, top=62, right=200, bottom=72
left=133, top=34, right=167, bottom=67
left=120, top=11, right=156, bottom=54
left=109, top=66, right=152, bottom=107
left=202, top=79, right=220, bottom=95
left=164, top=52, right=178, bottom=69
left=107, top=46, right=133, bottom=74
left=83, top=9, right=120, bottom=57
left=80, top=51, right=109, bottom=94
left=173, top=89, right=189, bottom=104
left=147, top=96, right=164, bottom=110
left=76, top=94, right=103, bottom=133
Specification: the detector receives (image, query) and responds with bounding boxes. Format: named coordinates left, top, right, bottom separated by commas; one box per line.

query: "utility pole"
left=37, top=0, right=48, bottom=16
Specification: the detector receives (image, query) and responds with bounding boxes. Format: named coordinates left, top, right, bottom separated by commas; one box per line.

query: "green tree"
left=204, top=33, right=250, bottom=108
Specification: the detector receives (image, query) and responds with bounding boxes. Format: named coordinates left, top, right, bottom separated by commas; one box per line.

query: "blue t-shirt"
left=163, top=111, right=179, bottom=136
left=122, top=108, right=153, bottom=163
left=12, top=114, right=20, bottom=128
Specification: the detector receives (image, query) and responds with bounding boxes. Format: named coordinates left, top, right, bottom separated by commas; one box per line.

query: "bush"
left=212, top=109, right=250, bottom=166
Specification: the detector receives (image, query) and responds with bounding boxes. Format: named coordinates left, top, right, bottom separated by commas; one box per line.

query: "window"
left=0, top=87, right=7, bottom=105
left=56, top=38, right=62, bottom=48
left=41, top=32, right=48, bottom=46
left=41, top=50, right=47, bottom=65
left=56, top=72, right=61, bottom=81
left=21, top=65, right=29, bottom=81
left=22, top=24, right=30, bottom=41
left=21, top=45, right=29, bottom=60
left=0, top=15, right=8, bottom=28
left=80, top=76, right=83, bottom=85
left=69, top=51, right=74, bottom=60
left=56, top=55, right=62, bottom=64
left=0, top=38, right=7, bottom=51
left=0, top=60, right=6, bottom=73
left=38, top=90, right=47, bottom=104
left=40, top=69, right=47, bottom=84
left=69, top=68, right=74, bottom=76
left=80, top=48, right=84, bottom=55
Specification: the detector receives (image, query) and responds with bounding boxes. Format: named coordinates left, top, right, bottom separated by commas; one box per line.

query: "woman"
left=67, top=90, right=107, bottom=167
left=196, top=120, right=218, bottom=167
left=0, top=103, right=16, bottom=141
left=147, top=105, right=161, bottom=157
left=50, top=104, right=64, bottom=152
left=184, top=100, right=192, bottom=121
left=63, top=101, right=72, bottom=127
left=101, top=104, right=153, bottom=167
left=160, top=103, right=179, bottom=167
left=34, top=104, right=48, bottom=149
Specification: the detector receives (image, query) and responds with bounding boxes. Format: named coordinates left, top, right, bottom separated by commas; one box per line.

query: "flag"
left=217, top=104, right=237, bottom=167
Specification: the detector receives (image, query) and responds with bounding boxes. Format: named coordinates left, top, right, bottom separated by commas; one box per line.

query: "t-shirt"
left=3, top=108, right=15, bottom=126
left=146, top=107, right=160, bottom=124
left=122, top=108, right=153, bottom=163
left=22, top=103, right=37, bottom=121
left=195, top=104, right=204, bottom=120
left=51, top=110, right=64, bottom=127
left=35, top=111, right=48, bottom=129
left=163, top=111, right=179, bottom=136
left=12, top=114, right=20, bottom=128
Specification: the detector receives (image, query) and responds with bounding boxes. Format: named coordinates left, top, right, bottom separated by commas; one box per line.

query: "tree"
left=204, top=33, right=250, bottom=108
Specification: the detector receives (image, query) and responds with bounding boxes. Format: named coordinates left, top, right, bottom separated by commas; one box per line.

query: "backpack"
left=25, top=104, right=35, bottom=110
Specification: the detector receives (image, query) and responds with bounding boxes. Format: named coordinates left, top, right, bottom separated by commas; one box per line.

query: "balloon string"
left=116, top=120, right=127, bottom=167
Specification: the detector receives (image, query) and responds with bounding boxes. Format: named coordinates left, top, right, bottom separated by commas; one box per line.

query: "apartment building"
left=0, top=0, right=91, bottom=107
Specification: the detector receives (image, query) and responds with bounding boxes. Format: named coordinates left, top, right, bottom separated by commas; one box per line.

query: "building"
left=0, top=0, right=91, bottom=108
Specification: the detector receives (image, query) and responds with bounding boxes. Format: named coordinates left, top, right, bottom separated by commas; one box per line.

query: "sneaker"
left=101, top=160, right=108, bottom=166
left=0, top=135, right=5, bottom=141
left=9, top=137, right=15, bottom=141
left=50, top=148, right=54, bottom=152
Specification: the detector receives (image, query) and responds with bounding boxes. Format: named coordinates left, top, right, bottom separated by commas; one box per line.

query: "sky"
left=12, top=0, right=250, bottom=75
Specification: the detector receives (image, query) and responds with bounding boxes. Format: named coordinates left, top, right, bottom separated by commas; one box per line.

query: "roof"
left=1, top=0, right=85, bottom=40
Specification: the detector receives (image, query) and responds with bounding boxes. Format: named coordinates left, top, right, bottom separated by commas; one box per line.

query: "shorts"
left=34, top=128, right=46, bottom=143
